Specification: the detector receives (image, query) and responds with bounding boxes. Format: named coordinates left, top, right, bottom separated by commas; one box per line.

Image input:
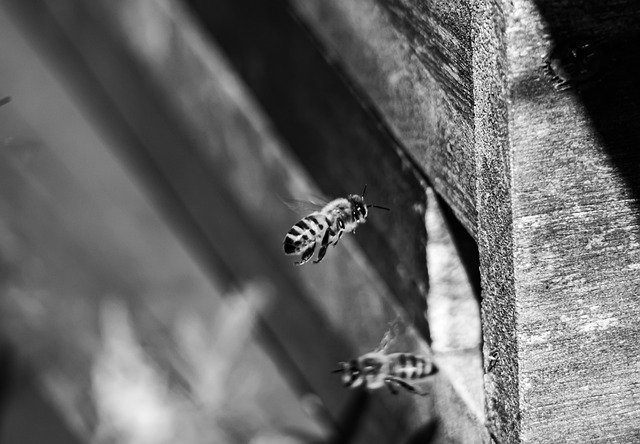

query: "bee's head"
left=348, top=194, right=368, bottom=222
left=332, top=360, right=361, bottom=387
left=350, top=185, right=390, bottom=222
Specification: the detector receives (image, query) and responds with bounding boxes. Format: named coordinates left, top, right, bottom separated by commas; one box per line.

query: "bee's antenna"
left=361, top=186, right=389, bottom=211
left=331, top=368, right=344, bottom=373
left=367, top=204, right=391, bottom=211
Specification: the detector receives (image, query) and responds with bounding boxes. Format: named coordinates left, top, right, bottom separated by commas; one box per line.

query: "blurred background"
left=0, top=0, right=483, bottom=442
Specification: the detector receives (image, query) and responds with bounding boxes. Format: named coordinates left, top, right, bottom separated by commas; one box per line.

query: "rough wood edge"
left=472, top=0, right=520, bottom=442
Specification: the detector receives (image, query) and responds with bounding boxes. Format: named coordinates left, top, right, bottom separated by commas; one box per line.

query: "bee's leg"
left=296, top=243, right=316, bottom=265
left=385, top=380, right=399, bottom=395
left=313, top=229, right=332, bottom=263
left=384, top=377, right=428, bottom=397
left=332, top=229, right=344, bottom=247
left=331, top=219, right=344, bottom=246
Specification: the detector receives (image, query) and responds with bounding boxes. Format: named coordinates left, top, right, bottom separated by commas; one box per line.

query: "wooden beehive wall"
left=1, top=0, right=639, bottom=442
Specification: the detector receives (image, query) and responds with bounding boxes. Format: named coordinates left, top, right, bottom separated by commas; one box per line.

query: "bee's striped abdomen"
left=391, top=353, right=431, bottom=380
left=283, top=213, right=327, bottom=255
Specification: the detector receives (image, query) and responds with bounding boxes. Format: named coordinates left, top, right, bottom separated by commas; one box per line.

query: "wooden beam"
left=268, top=0, right=477, bottom=236
left=472, top=0, right=519, bottom=441
left=474, top=0, right=640, bottom=442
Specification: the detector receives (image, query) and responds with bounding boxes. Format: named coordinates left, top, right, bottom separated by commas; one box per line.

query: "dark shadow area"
left=404, top=418, right=439, bottom=444
left=327, top=390, right=370, bottom=444
left=0, top=343, right=13, bottom=433
left=534, top=1, right=640, bottom=220
left=0, top=347, right=80, bottom=444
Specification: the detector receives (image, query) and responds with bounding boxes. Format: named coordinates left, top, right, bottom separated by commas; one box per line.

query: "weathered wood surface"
left=287, top=0, right=640, bottom=440
left=472, top=1, right=519, bottom=442
left=475, top=0, right=640, bottom=442
left=2, top=0, right=491, bottom=442
left=277, top=0, right=477, bottom=236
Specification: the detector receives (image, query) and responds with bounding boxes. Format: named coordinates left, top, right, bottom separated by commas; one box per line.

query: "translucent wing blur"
left=281, top=195, right=328, bottom=215
left=374, top=319, right=401, bottom=354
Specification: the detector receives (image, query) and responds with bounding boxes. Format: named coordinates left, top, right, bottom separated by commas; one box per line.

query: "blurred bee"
left=332, top=352, right=436, bottom=396
left=283, top=186, right=389, bottom=265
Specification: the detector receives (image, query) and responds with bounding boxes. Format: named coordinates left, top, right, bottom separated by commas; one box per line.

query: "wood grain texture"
left=1, top=0, right=493, bottom=442
left=472, top=0, right=520, bottom=441
left=475, top=0, right=640, bottom=442
left=286, top=0, right=477, bottom=237
left=380, top=0, right=473, bottom=117
left=509, top=2, right=640, bottom=442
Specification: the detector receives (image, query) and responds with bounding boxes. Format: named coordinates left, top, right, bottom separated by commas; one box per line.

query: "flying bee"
left=332, top=352, right=436, bottom=396
left=283, top=185, right=389, bottom=265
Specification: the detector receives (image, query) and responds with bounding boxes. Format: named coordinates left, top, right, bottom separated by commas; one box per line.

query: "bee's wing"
left=374, top=330, right=393, bottom=354
left=374, top=319, right=401, bottom=353
left=281, top=196, right=328, bottom=215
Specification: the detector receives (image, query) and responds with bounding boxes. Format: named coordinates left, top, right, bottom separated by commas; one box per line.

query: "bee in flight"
left=332, top=352, right=436, bottom=396
left=283, top=186, right=389, bottom=265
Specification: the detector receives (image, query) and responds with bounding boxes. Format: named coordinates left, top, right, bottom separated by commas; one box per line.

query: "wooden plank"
left=275, top=0, right=477, bottom=236
left=472, top=1, right=519, bottom=442
left=474, top=1, right=640, bottom=442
